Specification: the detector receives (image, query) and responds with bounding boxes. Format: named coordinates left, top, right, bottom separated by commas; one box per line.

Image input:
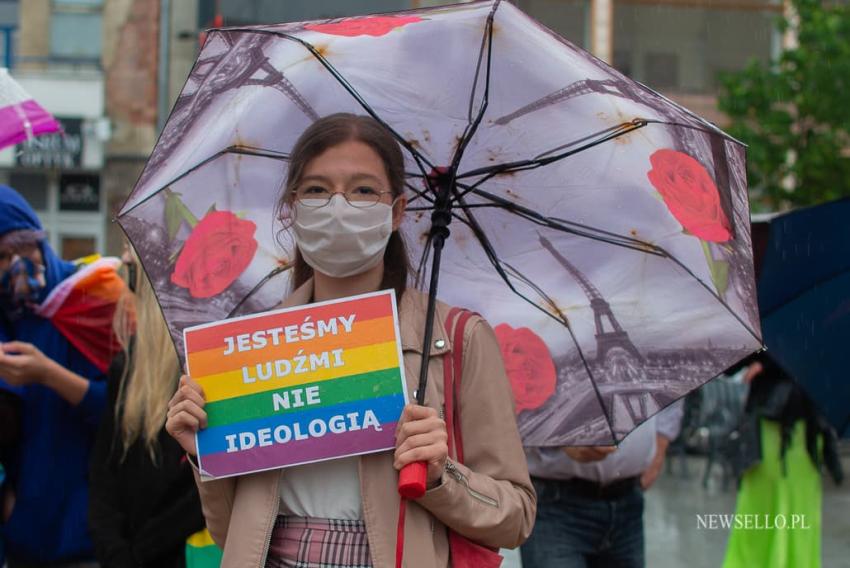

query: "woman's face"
left=0, top=241, right=43, bottom=278
left=296, top=139, right=406, bottom=229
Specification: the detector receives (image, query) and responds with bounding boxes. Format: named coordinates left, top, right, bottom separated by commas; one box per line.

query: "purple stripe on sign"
left=199, top=421, right=399, bottom=478
left=0, top=100, right=61, bottom=149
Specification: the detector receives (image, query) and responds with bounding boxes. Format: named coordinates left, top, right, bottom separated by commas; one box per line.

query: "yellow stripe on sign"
left=187, top=316, right=397, bottom=377
left=198, top=340, right=402, bottom=402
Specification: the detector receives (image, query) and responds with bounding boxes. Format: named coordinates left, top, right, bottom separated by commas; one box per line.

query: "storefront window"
left=50, top=1, right=103, bottom=62
left=613, top=0, right=777, bottom=94
left=60, top=235, right=96, bottom=260
left=9, top=172, right=48, bottom=211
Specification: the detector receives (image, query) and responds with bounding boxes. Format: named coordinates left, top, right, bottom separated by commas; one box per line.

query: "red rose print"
left=647, top=149, right=733, bottom=243
left=494, top=324, right=557, bottom=413
left=171, top=211, right=258, bottom=298
left=305, top=15, right=423, bottom=37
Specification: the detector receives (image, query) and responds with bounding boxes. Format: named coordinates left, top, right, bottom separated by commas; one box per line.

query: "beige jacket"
left=193, top=282, right=536, bottom=567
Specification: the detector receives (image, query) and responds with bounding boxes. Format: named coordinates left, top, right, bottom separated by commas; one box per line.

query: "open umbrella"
left=0, top=68, right=61, bottom=150
left=754, top=198, right=850, bottom=437
left=117, top=0, right=761, bottom=452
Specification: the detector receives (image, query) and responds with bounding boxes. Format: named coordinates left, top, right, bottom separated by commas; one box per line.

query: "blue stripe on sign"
left=197, top=393, right=406, bottom=455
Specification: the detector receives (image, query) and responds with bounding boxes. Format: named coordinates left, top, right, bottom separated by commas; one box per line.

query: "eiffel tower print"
left=539, top=235, right=644, bottom=365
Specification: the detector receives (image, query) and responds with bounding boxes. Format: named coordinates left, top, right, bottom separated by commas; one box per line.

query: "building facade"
left=1, top=0, right=782, bottom=258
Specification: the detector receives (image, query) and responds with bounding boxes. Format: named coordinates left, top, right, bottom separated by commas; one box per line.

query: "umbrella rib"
left=404, top=180, right=437, bottom=205
left=455, top=119, right=646, bottom=183
left=219, top=27, right=436, bottom=179
left=117, top=145, right=290, bottom=217
left=450, top=184, right=762, bottom=345
left=407, top=203, right=503, bottom=211
left=451, top=0, right=498, bottom=174
left=458, top=184, right=666, bottom=256
left=450, top=189, right=617, bottom=443
left=457, top=118, right=743, bottom=184
left=467, top=184, right=763, bottom=343
left=226, top=263, right=293, bottom=319
left=661, top=251, right=764, bottom=345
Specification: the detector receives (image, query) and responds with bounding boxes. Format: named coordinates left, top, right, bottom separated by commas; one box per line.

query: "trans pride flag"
left=0, top=68, right=61, bottom=150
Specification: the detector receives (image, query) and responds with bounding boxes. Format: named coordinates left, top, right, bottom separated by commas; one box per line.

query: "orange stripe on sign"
left=185, top=294, right=394, bottom=354
left=186, top=315, right=397, bottom=377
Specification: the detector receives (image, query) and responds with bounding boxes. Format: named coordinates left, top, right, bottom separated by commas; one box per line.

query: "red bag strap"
left=396, top=307, right=476, bottom=568
left=444, top=308, right=476, bottom=464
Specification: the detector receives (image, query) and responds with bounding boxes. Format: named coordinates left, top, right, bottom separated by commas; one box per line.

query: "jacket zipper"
left=444, top=461, right=499, bottom=507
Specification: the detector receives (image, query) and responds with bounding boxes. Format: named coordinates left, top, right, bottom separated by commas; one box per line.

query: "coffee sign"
left=15, top=117, right=83, bottom=169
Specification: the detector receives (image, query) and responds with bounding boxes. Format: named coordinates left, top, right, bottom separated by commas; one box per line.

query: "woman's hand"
left=0, top=341, right=52, bottom=386
left=393, top=404, right=448, bottom=486
left=165, top=375, right=207, bottom=456
left=562, top=446, right=617, bottom=463
left=744, top=361, right=764, bottom=384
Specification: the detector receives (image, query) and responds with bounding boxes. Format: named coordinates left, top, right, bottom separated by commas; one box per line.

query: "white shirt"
left=279, top=456, right=362, bottom=520
left=525, top=400, right=684, bottom=484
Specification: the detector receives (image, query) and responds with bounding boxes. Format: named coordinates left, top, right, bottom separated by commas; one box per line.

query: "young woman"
left=88, top=250, right=213, bottom=568
left=166, top=113, right=536, bottom=568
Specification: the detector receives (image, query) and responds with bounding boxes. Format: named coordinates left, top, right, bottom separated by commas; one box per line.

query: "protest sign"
left=184, top=290, right=408, bottom=479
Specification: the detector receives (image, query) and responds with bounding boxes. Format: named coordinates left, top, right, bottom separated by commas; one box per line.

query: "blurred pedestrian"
left=722, top=355, right=843, bottom=568
left=88, top=248, right=217, bottom=568
left=0, top=185, right=107, bottom=567
left=521, top=401, right=684, bottom=568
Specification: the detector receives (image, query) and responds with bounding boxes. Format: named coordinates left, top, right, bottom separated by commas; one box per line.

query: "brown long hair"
left=276, top=113, right=410, bottom=299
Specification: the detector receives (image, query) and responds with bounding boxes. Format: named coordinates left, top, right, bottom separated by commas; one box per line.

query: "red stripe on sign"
left=185, top=293, right=394, bottom=354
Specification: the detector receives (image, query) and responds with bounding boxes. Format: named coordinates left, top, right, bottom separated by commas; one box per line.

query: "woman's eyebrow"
left=349, top=173, right=384, bottom=184
left=298, top=174, right=332, bottom=184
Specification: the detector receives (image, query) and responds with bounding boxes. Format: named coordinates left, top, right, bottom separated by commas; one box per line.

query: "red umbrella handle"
left=398, top=168, right=453, bottom=501
left=398, top=461, right=427, bottom=498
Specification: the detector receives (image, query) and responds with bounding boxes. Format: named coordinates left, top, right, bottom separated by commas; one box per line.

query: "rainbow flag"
left=34, top=256, right=126, bottom=373
left=185, top=290, right=409, bottom=479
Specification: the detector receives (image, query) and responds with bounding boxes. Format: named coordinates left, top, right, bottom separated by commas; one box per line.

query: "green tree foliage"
left=717, top=0, right=850, bottom=210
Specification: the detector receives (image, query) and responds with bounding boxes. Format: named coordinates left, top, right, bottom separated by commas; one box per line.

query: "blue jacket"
left=0, top=185, right=107, bottom=563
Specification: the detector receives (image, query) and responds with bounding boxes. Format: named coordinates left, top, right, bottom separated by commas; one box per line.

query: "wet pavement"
left=502, top=452, right=850, bottom=568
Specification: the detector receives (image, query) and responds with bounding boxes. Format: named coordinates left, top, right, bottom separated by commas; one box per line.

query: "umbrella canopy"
left=0, top=68, right=61, bottom=150
left=118, top=0, right=761, bottom=446
left=754, top=198, right=850, bottom=437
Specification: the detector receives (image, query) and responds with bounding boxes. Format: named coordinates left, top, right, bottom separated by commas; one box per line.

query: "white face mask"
left=293, top=196, right=394, bottom=278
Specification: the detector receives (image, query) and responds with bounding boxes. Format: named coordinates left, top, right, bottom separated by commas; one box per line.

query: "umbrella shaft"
left=415, top=235, right=446, bottom=406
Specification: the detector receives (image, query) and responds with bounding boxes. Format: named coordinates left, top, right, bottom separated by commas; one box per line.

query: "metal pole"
left=157, top=0, right=171, bottom=133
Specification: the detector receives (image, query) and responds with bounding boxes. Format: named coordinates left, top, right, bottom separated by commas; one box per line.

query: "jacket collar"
left=282, top=279, right=450, bottom=357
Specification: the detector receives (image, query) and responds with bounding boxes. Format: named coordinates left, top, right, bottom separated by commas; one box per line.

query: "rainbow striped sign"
left=184, top=290, right=408, bottom=479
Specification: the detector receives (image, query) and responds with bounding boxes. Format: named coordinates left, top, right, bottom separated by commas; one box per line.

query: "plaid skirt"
left=264, top=516, right=372, bottom=568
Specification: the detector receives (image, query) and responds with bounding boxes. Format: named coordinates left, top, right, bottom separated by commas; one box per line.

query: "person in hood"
left=0, top=184, right=107, bottom=567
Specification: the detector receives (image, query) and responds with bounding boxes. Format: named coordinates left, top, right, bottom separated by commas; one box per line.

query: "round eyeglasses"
left=294, top=186, right=394, bottom=209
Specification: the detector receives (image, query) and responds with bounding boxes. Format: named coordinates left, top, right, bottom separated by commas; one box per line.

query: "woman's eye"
left=353, top=186, right=379, bottom=196
left=302, top=185, right=329, bottom=195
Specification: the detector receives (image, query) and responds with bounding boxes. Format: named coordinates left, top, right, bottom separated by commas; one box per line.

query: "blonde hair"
left=113, top=247, right=181, bottom=460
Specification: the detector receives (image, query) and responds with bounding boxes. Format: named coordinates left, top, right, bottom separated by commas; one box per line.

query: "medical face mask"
left=292, top=195, right=394, bottom=278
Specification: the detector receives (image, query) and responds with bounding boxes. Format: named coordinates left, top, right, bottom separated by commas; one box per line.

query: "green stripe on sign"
left=204, top=367, right=405, bottom=427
